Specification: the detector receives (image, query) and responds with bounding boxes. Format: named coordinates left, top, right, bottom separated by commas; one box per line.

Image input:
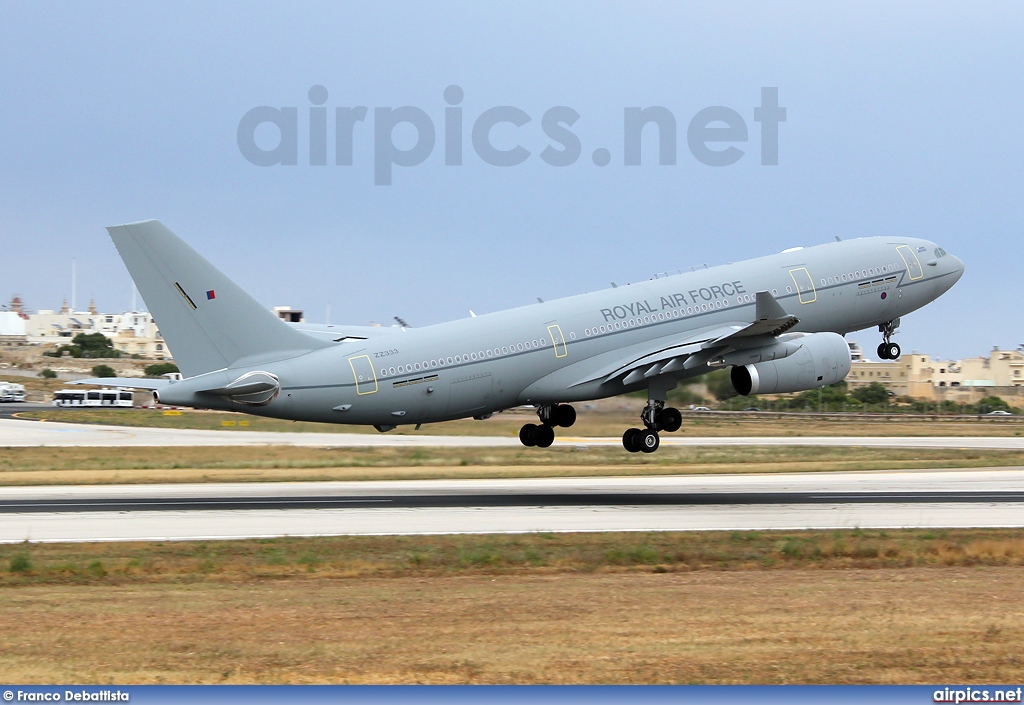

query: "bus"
left=0, top=383, right=26, bottom=402
left=53, top=388, right=134, bottom=407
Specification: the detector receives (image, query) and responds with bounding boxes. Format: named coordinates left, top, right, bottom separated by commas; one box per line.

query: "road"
left=2, top=416, right=1024, bottom=449
left=2, top=468, right=1022, bottom=543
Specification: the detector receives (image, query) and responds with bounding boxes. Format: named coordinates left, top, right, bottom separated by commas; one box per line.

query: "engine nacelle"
left=731, top=332, right=852, bottom=396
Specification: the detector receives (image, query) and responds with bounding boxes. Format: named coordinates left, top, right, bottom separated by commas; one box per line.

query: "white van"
left=0, top=383, right=26, bottom=402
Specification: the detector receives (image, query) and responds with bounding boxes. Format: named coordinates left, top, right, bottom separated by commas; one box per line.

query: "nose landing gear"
left=877, top=319, right=901, bottom=360
left=518, top=403, right=575, bottom=448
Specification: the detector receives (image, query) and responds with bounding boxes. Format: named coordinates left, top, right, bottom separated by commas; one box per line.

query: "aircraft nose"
left=943, top=253, right=965, bottom=290
left=950, top=254, right=965, bottom=281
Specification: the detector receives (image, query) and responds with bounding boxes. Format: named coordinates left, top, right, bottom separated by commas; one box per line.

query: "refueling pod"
left=731, top=332, right=852, bottom=396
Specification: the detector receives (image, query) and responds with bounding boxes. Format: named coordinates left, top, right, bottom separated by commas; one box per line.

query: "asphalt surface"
left=2, top=469, right=1023, bottom=542
left=0, top=402, right=48, bottom=419
left=3, top=490, right=1024, bottom=513
left=3, top=410, right=1023, bottom=542
left=2, top=416, right=1024, bottom=449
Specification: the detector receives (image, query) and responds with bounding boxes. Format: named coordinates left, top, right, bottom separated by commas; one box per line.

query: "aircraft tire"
left=877, top=342, right=890, bottom=360
left=534, top=424, right=555, bottom=448
left=638, top=429, right=660, bottom=453
left=554, top=404, right=576, bottom=428
left=659, top=407, right=682, bottom=433
left=622, top=427, right=641, bottom=452
left=886, top=343, right=901, bottom=360
left=519, top=423, right=538, bottom=447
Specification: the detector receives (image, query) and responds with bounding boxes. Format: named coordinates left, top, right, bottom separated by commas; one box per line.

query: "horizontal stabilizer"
left=290, top=322, right=402, bottom=343
left=202, top=380, right=278, bottom=396
left=199, top=371, right=281, bottom=406
left=70, top=377, right=171, bottom=390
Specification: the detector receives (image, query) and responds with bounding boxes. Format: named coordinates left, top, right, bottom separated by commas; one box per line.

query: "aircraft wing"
left=570, top=292, right=800, bottom=388
left=699, top=292, right=799, bottom=346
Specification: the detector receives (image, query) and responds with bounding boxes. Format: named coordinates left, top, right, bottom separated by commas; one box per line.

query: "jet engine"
left=730, top=332, right=852, bottom=396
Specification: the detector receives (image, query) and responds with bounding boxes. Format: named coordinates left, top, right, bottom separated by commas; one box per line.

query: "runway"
left=2, top=468, right=1023, bottom=543
left=2, top=417, right=1024, bottom=449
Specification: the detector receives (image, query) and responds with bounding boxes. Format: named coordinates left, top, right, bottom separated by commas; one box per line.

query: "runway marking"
left=4, top=491, right=1024, bottom=514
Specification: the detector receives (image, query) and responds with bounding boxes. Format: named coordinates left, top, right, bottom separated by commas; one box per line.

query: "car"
left=691, top=406, right=711, bottom=412
left=986, top=410, right=1012, bottom=416
left=744, top=406, right=761, bottom=412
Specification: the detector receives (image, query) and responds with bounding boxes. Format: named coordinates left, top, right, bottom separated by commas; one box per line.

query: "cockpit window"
left=934, top=247, right=947, bottom=258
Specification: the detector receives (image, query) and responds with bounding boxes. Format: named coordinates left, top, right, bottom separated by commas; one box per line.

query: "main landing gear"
left=519, top=403, right=576, bottom=448
left=621, top=400, right=682, bottom=454
left=518, top=397, right=683, bottom=454
left=877, top=319, right=901, bottom=360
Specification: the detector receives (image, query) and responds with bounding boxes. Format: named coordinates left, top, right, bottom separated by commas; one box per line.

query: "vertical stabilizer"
left=107, top=220, right=329, bottom=377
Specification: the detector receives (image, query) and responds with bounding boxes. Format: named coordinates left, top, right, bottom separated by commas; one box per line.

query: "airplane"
left=82, top=221, right=964, bottom=453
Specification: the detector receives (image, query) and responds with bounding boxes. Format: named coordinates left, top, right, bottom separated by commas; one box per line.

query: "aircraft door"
left=788, top=267, right=817, bottom=304
left=348, top=355, right=378, bottom=395
left=547, top=325, right=568, bottom=358
left=896, top=245, right=924, bottom=280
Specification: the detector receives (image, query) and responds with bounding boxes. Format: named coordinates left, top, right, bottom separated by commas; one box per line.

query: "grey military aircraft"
left=86, top=221, right=964, bottom=452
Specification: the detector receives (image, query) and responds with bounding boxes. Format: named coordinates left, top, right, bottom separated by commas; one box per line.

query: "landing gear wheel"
left=878, top=319, right=901, bottom=361
left=534, top=424, right=555, bottom=448
left=622, top=428, right=642, bottom=453
left=519, top=423, right=538, bottom=447
left=659, top=407, right=682, bottom=433
left=553, top=404, right=576, bottom=428
left=637, top=428, right=660, bottom=453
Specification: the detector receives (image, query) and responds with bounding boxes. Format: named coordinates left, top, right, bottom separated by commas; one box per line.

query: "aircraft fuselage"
left=160, top=235, right=963, bottom=427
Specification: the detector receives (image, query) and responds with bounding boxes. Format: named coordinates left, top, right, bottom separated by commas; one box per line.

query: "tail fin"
left=107, top=220, right=330, bottom=377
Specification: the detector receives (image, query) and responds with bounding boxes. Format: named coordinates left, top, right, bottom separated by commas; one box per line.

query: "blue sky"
left=2, top=1, right=1021, bottom=360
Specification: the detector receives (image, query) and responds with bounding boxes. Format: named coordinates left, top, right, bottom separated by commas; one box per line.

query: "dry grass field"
left=0, top=445, right=1022, bottom=485
left=4, top=404, right=1023, bottom=684
left=1, top=530, right=1023, bottom=684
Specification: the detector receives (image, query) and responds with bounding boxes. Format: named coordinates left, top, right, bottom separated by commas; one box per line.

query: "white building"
left=0, top=311, right=26, bottom=337
left=13, top=297, right=319, bottom=362
left=0, top=296, right=29, bottom=338
left=23, top=299, right=170, bottom=359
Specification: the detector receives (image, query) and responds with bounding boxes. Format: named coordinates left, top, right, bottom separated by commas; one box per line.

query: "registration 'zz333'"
left=374, top=349, right=400, bottom=358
